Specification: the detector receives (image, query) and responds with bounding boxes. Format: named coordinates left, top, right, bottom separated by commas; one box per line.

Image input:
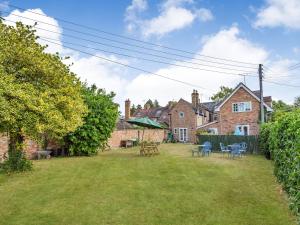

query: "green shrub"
left=1, top=150, right=32, bottom=173
left=260, top=110, right=300, bottom=220
left=65, top=85, right=119, bottom=156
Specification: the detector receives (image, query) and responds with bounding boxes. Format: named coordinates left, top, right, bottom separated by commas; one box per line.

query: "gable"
left=215, top=83, right=273, bottom=112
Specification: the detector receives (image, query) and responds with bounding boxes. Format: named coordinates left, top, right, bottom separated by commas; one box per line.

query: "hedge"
left=198, top=135, right=259, bottom=154
left=259, top=110, right=300, bottom=220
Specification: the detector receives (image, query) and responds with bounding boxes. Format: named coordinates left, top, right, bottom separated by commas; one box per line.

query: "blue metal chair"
left=220, top=143, right=230, bottom=157
left=239, top=142, right=247, bottom=156
left=230, top=143, right=242, bottom=158
left=201, top=141, right=212, bottom=156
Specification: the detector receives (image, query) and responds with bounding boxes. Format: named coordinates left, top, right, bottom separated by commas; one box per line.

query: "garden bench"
left=36, top=150, right=51, bottom=160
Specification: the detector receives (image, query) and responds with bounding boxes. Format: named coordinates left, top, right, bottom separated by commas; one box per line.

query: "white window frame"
left=236, top=125, right=250, bottom=135
left=179, top=128, right=188, bottom=142
left=232, top=102, right=252, bottom=113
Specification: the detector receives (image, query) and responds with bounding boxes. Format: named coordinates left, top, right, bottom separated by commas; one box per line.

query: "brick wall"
left=108, top=129, right=166, bottom=148
left=0, top=133, right=41, bottom=159
left=218, top=87, right=260, bottom=135
left=170, top=99, right=197, bottom=143
left=0, top=133, right=9, bottom=158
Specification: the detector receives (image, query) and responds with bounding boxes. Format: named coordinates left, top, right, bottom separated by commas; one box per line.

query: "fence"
left=197, top=135, right=260, bottom=154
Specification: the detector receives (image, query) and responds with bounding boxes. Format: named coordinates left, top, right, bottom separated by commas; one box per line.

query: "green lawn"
left=0, top=144, right=297, bottom=225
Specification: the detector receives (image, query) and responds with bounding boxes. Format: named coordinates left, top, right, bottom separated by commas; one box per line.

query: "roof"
left=132, top=106, right=170, bottom=125
left=115, top=119, right=135, bottom=130
left=253, top=90, right=272, bottom=103
left=215, top=83, right=273, bottom=112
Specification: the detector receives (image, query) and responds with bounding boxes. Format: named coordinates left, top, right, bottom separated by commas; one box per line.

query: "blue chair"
left=239, top=142, right=247, bottom=156
left=230, top=143, right=242, bottom=158
left=220, top=143, right=230, bottom=157
left=201, top=141, right=212, bottom=156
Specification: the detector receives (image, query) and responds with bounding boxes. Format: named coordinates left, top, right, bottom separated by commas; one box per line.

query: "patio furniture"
left=201, top=141, right=212, bottom=156
left=140, top=142, right=159, bottom=156
left=192, top=146, right=200, bottom=157
left=229, top=144, right=242, bottom=158
left=239, top=142, right=247, bottom=156
left=36, top=150, right=51, bottom=160
left=220, top=143, right=230, bottom=157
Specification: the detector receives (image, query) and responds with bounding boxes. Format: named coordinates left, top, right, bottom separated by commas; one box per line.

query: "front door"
left=179, top=128, right=188, bottom=142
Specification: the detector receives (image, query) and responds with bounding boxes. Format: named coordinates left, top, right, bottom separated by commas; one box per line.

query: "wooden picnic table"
left=140, top=142, right=159, bottom=156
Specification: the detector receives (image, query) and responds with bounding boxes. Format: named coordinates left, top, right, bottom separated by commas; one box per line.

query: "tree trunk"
left=9, top=130, right=25, bottom=155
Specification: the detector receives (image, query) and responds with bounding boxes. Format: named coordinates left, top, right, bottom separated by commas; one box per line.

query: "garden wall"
left=108, top=129, right=166, bottom=148
left=198, top=135, right=260, bottom=154
left=0, top=133, right=40, bottom=159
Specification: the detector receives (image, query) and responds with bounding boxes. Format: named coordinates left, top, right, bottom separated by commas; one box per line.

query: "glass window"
left=179, top=112, right=184, bottom=118
left=232, top=102, right=252, bottom=112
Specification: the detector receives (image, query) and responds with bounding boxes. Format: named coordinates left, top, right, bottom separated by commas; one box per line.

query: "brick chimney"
left=125, top=99, right=131, bottom=120
left=191, top=90, right=199, bottom=108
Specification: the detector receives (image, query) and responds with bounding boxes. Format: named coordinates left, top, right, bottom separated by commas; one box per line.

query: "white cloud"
left=195, top=8, right=214, bottom=22
left=124, top=0, right=147, bottom=32
left=254, top=0, right=300, bottom=29
left=142, top=7, right=195, bottom=37
left=126, top=26, right=269, bottom=106
left=124, top=0, right=213, bottom=37
left=4, top=9, right=63, bottom=53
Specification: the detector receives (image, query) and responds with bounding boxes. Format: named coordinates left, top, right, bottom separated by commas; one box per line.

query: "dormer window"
left=232, top=102, right=252, bottom=112
left=179, top=112, right=184, bottom=118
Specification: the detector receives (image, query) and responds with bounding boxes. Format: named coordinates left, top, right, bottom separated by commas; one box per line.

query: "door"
left=179, top=128, right=188, bottom=142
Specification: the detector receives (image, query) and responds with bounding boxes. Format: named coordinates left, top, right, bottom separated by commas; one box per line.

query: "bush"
left=65, top=85, right=119, bottom=156
left=1, top=150, right=32, bottom=173
left=259, top=110, right=300, bottom=219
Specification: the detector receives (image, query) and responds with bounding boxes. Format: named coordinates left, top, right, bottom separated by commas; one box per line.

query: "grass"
left=0, top=144, right=297, bottom=225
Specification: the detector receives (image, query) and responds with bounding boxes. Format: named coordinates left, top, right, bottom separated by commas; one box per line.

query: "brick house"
left=124, top=82, right=272, bottom=143
left=198, top=82, right=273, bottom=135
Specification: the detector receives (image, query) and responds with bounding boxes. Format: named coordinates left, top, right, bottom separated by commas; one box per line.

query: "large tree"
left=294, top=96, right=300, bottom=108
left=211, top=86, right=233, bottom=102
left=0, top=21, right=87, bottom=170
left=65, top=85, right=119, bottom=156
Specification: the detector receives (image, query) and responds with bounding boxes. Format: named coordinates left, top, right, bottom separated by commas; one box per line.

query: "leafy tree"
left=153, top=99, right=160, bottom=108
left=130, top=104, right=137, bottom=115
left=145, top=99, right=154, bottom=108
left=294, top=96, right=300, bottom=108
left=0, top=21, right=87, bottom=171
left=211, top=86, right=233, bottom=102
left=271, top=100, right=294, bottom=121
left=65, top=85, right=119, bottom=156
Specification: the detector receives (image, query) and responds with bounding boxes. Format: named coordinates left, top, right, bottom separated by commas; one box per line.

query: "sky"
left=1, top=0, right=300, bottom=114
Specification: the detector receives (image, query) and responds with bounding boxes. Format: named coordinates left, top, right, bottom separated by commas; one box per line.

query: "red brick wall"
left=0, top=134, right=40, bottom=159
left=108, top=129, right=166, bottom=148
left=0, top=134, right=9, bottom=158
left=218, top=87, right=260, bottom=135
left=170, top=99, right=197, bottom=143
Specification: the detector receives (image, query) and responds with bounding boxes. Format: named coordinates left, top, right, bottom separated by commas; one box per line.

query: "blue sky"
left=1, top=0, right=300, bottom=112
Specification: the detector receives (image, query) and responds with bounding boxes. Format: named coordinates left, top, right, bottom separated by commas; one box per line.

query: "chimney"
left=191, top=90, right=199, bottom=108
left=125, top=99, right=131, bottom=120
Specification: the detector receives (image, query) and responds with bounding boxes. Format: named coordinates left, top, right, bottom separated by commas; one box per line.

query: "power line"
left=39, top=38, right=218, bottom=92
left=3, top=12, right=258, bottom=70
left=263, top=79, right=300, bottom=88
left=5, top=3, right=258, bottom=66
left=38, top=36, right=257, bottom=76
